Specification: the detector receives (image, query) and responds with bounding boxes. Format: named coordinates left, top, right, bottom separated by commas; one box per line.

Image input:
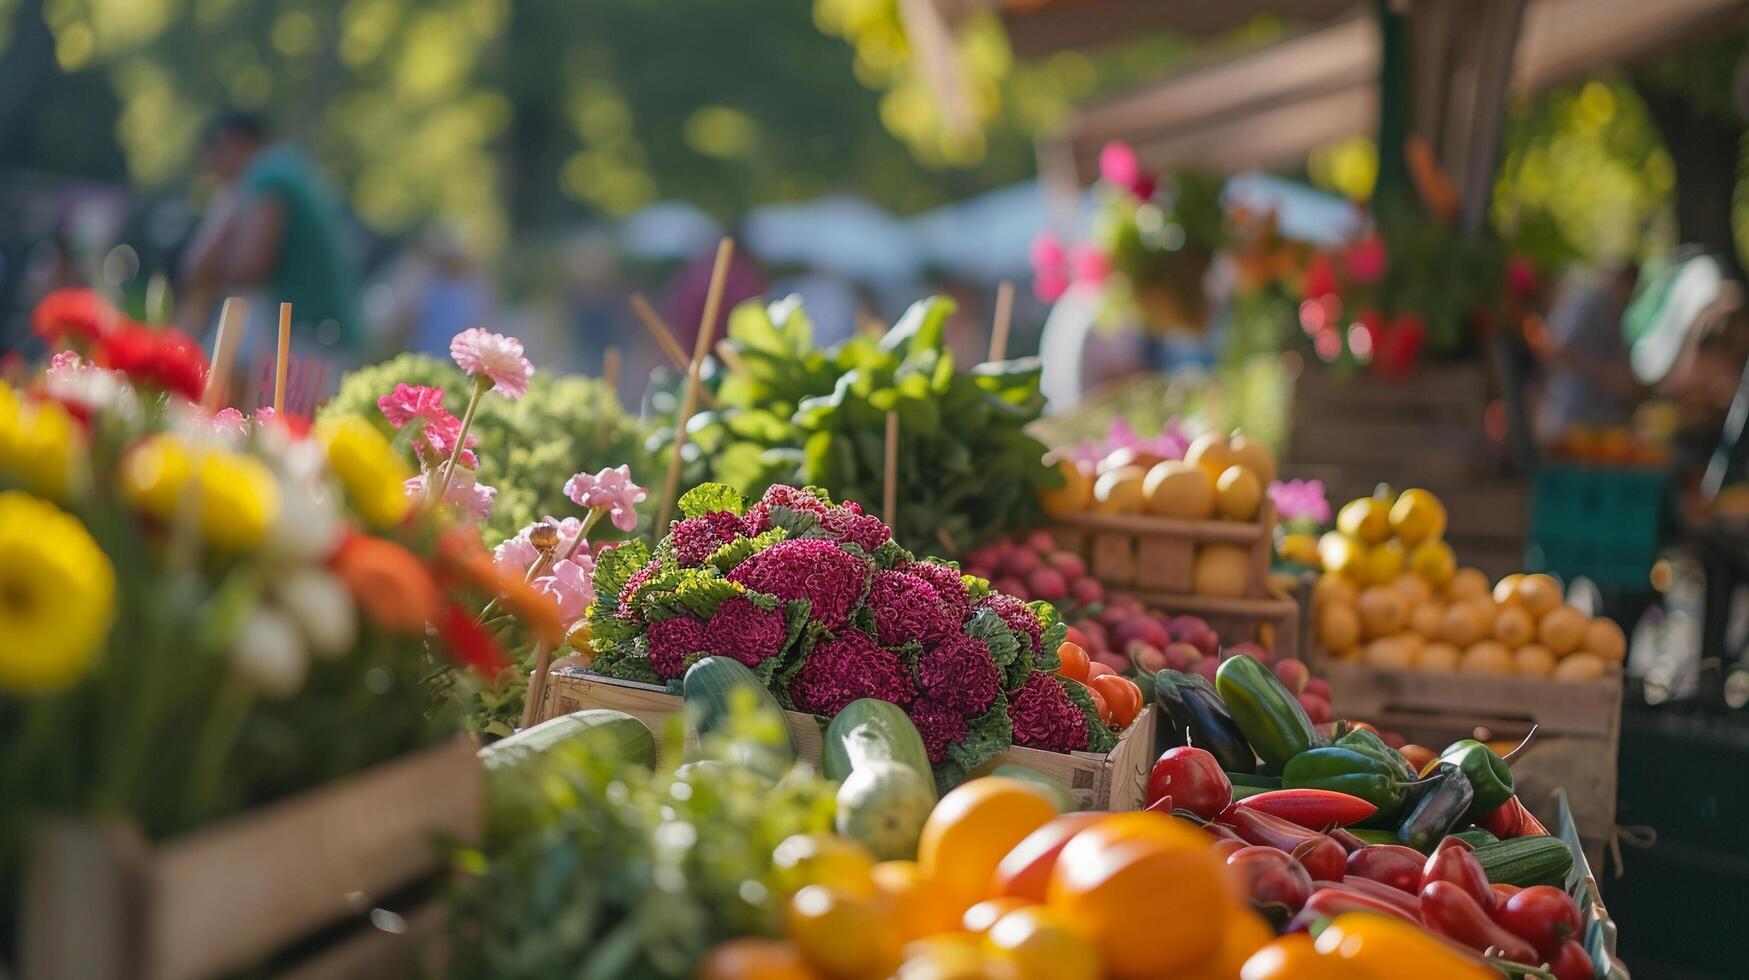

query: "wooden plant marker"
left=201, top=296, right=248, bottom=413
left=989, top=280, right=1014, bottom=362
left=654, top=238, right=733, bottom=535
left=273, top=302, right=292, bottom=416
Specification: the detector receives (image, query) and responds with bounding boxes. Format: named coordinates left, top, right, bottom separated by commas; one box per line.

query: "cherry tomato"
left=1547, top=940, right=1595, bottom=980
left=1056, top=641, right=1090, bottom=683
left=1090, top=674, right=1142, bottom=728
left=1492, top=885, right=1582, bottom=957
left=1086, top=660, right=1116, bottom=680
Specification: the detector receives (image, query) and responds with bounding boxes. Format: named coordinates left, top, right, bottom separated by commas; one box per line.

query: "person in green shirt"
left=180, top=112, right=362, bottom=378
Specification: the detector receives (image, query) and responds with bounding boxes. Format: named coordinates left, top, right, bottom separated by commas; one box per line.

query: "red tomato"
left=1056, top=642, right=1090, bottom=683
left=1146, top=746, right=1230, bottom=819
left=1090, top=675, right=1142, bottom=728
left=1086, top=660, right=1116, bottom=680
left=1492, top=885, right=1582, bottom=957
left=1547, top=940, right=1595, bottom=980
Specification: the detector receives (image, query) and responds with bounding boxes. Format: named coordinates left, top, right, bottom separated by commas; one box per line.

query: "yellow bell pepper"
left=1311, top=913, right=1496, bottom=980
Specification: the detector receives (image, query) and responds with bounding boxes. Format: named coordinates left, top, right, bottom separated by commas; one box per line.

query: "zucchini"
left=1230, top=783, right=1273, bottom=802
left=988, top=764, right=1074, bottom=812
left=682, top=656, right=797, bottom=767
left=1474, top=836, right=1573, bottom=888
left=481, top=708, right=653, bottom=775
left=1451, top=828, right=1500, bottom=851
left=823, top=699, right=934, bottom=796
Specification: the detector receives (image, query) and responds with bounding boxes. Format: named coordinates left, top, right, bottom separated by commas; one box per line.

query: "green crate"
left=1526, top=464, right=1667, bottom=589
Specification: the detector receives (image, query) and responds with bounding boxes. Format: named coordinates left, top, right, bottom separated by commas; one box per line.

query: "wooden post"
left=520, top=642, right=552, bottom=731
left=655, top=239, right=734, bottom=534
left=630, top=292, right=691, bottom=370
left=989, top=280, right=1015, bottom=362
left=201, top=297, right=248, bottom=413
left=602, top=346, right=622, bottom=393
left=883, top=410, right=899, bottom=531
left=273, top=303, right=292, bottom=416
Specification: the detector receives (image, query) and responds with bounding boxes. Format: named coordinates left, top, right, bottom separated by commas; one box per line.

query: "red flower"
left=437, top=601, right=511, bottom=676
left=31, top=288, right=118, bottom=347
left=1343, top=234, right=1389, bottom=285
left=916, top=634, right=998, bottom=716
left=649, top=615, right=707, bottom=678
left=96, top=322, right=209, bottom=402
left=1373, top=313, right=1428, bottom=381
left=1300, top=252, right=1339, bottom=302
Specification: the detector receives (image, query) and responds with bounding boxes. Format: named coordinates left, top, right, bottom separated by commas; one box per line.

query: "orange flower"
left=435, top=527, right=564, bottom=647
left=330, top=532, right=441, bottom=633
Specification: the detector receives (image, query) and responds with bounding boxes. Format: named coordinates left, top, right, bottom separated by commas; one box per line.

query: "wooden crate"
left=22, top=737, right=481, bottom=980
left=1313, top=658, right=1622, bottom=863
left=537, top=670, right=1158, bottom=811
left=1046, top=502, right=1277, bottom=598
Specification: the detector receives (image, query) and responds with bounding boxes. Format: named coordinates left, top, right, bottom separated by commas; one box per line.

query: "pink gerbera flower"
left=449, top=327, right=533, bottom=399
left=565, top=465, right=647, bottom=533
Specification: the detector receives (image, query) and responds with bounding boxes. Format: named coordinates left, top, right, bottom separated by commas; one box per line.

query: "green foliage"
left=685, top=295, right=1059, bottom=555
left=321, top=354, right=656, bottom=544
left=448, top=701, right=838, bottom=979
left=938, top=696, right=1013, bottom=793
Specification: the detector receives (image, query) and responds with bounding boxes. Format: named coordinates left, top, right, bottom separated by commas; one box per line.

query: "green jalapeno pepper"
left=1439, top=738, right=1514, bottom=817
left=1281, top=746, right=1414, bottom=818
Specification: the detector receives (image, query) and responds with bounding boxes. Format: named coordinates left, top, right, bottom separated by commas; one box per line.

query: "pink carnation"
left=378, top=383, right=476, bottom=467
left=902, top=561, right=971, bottom=624
left=565, top=465, right=647, bottom=533
left=493, top=516, right=588, bottom=576
left=915, top=634, right=998, bottom=717
left=1009, top=672, right=1089, bottom=753
left=533, top=556, right=594, bottom=628
left=866, top=569, right=951, bottom=646
left=449, top=327, right=533, bottom=399
left=671, top=511, right=747, bottom=566
left=727, top=538, right=868, bottom=631
left=979, top=593, right=1043, bottom=658
left=908, top=697, right=968, bottom=765
left=703, top=595, right=787, bottom=667
left=209, top=407, right=249, bottom=438
left=744, top=484, right=832, bottom=534
left=649, top=615, right=707, bottom=679
left=789, top=630, right=913, bottom=716
left=406, top=468, right=496, bottom=523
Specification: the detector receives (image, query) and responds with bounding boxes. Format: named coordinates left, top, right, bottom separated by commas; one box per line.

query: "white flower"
left=273, top=567, right=357, bottom=659
left=230, top=607, right=309, bottom=698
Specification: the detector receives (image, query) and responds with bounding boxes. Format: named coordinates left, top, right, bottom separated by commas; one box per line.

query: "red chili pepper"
left=1491, top=883, right=1522, bottom=904
left=1548, top=940, right=1595, bottom=980
left=1422, top=836, right=1495, bottom=910
left=1492, top=885, right=1583, bottom=957
left=1477, top=795, right=1549, bottom=839
left=1419, top=880, right=1539, bottom=962
left=1301, top=886, right=1418, bottom=923
left=1218, top=807, right=1347, bottom=882
left=1232, top=788, right=1378, bottom=828
left=1326, top=827, right=1368, bottom=853
left=1212, top=837, right=1247, bottom=859
left=1346, top=843, right=1427, bottom=893
left=1318, top=877, right=1422, bottom=920
left=1147, top=746, right=1231, bottom=819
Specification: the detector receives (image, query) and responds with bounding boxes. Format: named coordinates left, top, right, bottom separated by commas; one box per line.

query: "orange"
left=1313, top=913, right=1496, bottom=980
left=963, top=897, right=1031, bottom=934
left=1440, top=599, right=1494, bottom=647
left=1363, top=634, right=1420, bottom=670
left=1407, top=601, right=1445, bottom=639
left=1180, top=905, right=1276, bottom=980
left=1312, top=571, right=1358, bottom=609
left=1492, top=604, right=1536, bottom=648
left=1316, top=603, right=1361, bottom=651
left=873, top=860, right=961, bottom=943
left=1493, top=573, right=1526, bottom=606
left=984, top=906, right=1100, bottom=980
left=1215, top=465, right=1263, bottom=521
left=787, top=885, right=899, bottom=979
left=1049, top=833, right=1231, bottom=978
left=1389, top=489, right=1447, bottom=546
left=992, top=813, right=1107, bottom=901
left=895, top=934, right=1011, bottom=980
left=1144, top=461, right=1216, bottom=519
left=1418, top=641, right=1460, bottom=672
left=1538, top=605, right=1587, bottom=656
left=1040, top=459, right=1095, bottom=516
left=698, top=938, right=819, bottom=980
left=919, top=778, right=1058, bottom=908
left=1193, top=545, right=1252, bottom=598
left=1228, top=432, right=1277, bottom=485
left=1356, top=587, right=1408, bottom=640
left=1394, top=572, right=1433, bottom=607
left=1094, top=466, right=1148, bottom=514
left=1583, top=617, right=1627, bottom=663
left=1554, top=651, right=1607, bottom=681
left=1409, top=539, right=1456, bottom=587
left=1513, top=644, right=1555, bottom=677
left=1460, top=641, right=1514, bottom=675
left=1184, top=432, right=1237, bottom=482
left=1445, top=567, right=1490, bottom=602
left=1514, top=573, right=1562, bottom=616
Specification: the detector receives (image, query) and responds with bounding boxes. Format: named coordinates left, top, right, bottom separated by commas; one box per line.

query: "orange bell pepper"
left=1311, top=913, right=1497, bottom=980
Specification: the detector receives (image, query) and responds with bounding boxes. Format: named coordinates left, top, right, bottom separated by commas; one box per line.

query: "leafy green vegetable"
left=677, top=296, right=1060, bottom=555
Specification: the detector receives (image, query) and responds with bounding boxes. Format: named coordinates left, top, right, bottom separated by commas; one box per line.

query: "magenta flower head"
left=866, top=568, right=951, bottom=646
left=616, top=559, right=663, bottom=620
left=565, top=465, right=647, bottom=532
left=1009, top=672, right=1090, bottom=753
left=648, top=615, right=707, bottom=679
left=744, top=484, right=832, bottom=534
left=727, top=537, right=868, bottom=630
left=670, top=511, right=746, bottom=566
left=449, top=327, right=533, bottom=399
left=379, top=383, right=475, bottom=467
left=822, top=507, right=892, bottom=553
left=978, top=592, right=1043, bottom=658
left=1267, top=478, right=1331, bottom=525
left=908, top=697, right=969, bottom=765
left=902, top=560, right=971, bottom=624
left=915, top=633, right=998, bottom=717
left=789, top=629, right=913, bottom=716
left=703, top=595, right=787, bottom=667
left=1344, top=234, right=1389, bottom=285
left=209, top=407, right=249, bottom=439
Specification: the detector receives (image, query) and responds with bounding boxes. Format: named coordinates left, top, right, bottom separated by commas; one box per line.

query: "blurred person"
left=378, top=227, right=495, bottom=359
left=1660, top=281, right=1749, bottom=475
left=1536, top=262, right=1645, bottom=441
left=179, top=111, right=361, bottom=388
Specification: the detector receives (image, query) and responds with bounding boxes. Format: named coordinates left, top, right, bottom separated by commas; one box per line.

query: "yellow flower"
left=0, top=394, right=80, bottom=501
left=120, top=435, right=194, bottom=519
left=316, top=417, right=413, bottom=528
left=0, top=491, right=115, bottom=693
left=197, top=453, right=281, bottom=551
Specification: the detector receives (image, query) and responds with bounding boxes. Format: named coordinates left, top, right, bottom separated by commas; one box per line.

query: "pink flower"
left=533, top=556, right=594, bottom=627
left=1098, top=141, right=1141, bottom=193
left=670, top=511, right=747, bottom=566
left=649, top=615, right=707, bottom=678
left=406, top=468, right=496, bottom=523
left=1344, top=235, right=1389, bottom=285
left=209, top=407, right=249, bottom=438
left=978, top=593, right=1043, bottom=659
left=916, top=634, right=998, bottom=716
left=902, top=561, right=971, bottom=624
left=1268, top=478, right=1331, bottom=525
left=1010, top=672, right=1090, bottom=752
left=743, top=484, right=833, bottom=534
left=789, top=630, right=913, bottom=716
left=727, top=538, right=869, bottom=631
left=616, top=560, right=663, bottom=620
left=703, top=595, right=787, bottom=667
left=564, top=465, right=647, bottom=533
left=1301, top=252, right=1339, bottom=302
left=866, top=569, right=951, bottom=646
left=449, top=327, right=533, bottom=399
left=493, top=516, right=588, bottom=576
left=908, top=697, right=968, bottom=764
left=47, top=351, right=84, bottom=374
left=378, top=383, right=476, bottom=468
left=1070, top=246, right=1110, bottom=285
left=1030, top=233, right=1069, bottom=302
left=1506, top=253, right=1539, bottom=298
left=821, top=507, right=892, bottom=553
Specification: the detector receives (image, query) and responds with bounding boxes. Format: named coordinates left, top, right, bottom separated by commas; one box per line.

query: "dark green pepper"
left=1281, top=746, right=1413, bottom=817
left=1215, top=655, right=1318, bottom=769
left=1336, top=728, right=1414, bottom=781
left=1439, top=738, right=1514, bottom=817
left=1396, top=762, right=1474, bottom=852
left=1154, top=669, right=1256, bottom=774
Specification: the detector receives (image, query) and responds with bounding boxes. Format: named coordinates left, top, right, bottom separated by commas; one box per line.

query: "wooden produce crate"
left=22, top=737, right=481, bottom=980
left=1313, top=658, right=1622, bottom=865
left=1287, top=362, right=1489, bottom=478
left=1555, top=789, right=1630, bottom=980
left=537, top=670, right=1157, bottom=811
left=1045, top=502, right=1300, bottom=655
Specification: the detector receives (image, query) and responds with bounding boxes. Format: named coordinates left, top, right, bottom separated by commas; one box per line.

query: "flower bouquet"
left=584, top=482, right=1119, bottom=789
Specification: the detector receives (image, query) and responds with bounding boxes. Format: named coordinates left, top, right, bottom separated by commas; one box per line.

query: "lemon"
left=1278, top=532, right=1321, bottom=567
left=1364, top=539, right=1405, bottom=585
left=1388, top=488, right=1447, bottom=545
left=1337, top=496, right=1393, bottom=544
left=1317, top=532, right=1368, bottom=581
left=773, top=833, right=878, bottom=897
left=1408, top=539, right=1456, bottom=587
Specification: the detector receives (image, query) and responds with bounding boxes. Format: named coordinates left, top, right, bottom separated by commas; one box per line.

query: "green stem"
left=184, top=674, right=256, bottom=823
left=430, top=374, right=491, bottom=508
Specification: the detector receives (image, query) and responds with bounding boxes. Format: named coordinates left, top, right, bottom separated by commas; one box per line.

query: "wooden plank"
left=22, top=821, right=148, bottom=980
left=1049, top=510, right=1265, bottom=546
left=276, top=900, right=448, bottom=980
left=146, top=737, right=481, bottom=980
left=1314, top=659, right=1621, bottom=737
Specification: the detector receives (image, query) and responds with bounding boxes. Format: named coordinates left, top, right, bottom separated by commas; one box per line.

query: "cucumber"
left=1227, top=772, right=1283, bottom=789
left=836, top=761, right=934, bottom=860
left=1473, top=836, right=1573, bottom=888
left=823, top=699, right=934, bottom=796
left=481, top=708, right=653, bottom=775
left=1230, top=783, right=1273, bottom=802
left=682, top=656, right=797, bottom=766
left=988, top=764, right=1074, bottom=812
left=1451, top=828, right=1500, bottom=851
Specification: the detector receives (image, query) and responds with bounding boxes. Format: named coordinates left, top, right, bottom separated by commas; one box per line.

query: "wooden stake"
left=883, top=410, right=899, bottom=531
left=655, top=238, right=734, bottom=533
left=602, top=345, right=621, bottom=393
left=202, top=297, right=248, bottom=413
left=630, top=293, right=691, bottom=371
left=520, top=643, right=551, bottom=731
left=988, top=280, right=1015, bottom=362
left=714, top=339, right=748, bottom=378
left=273, top=303, right=291, bottom=416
